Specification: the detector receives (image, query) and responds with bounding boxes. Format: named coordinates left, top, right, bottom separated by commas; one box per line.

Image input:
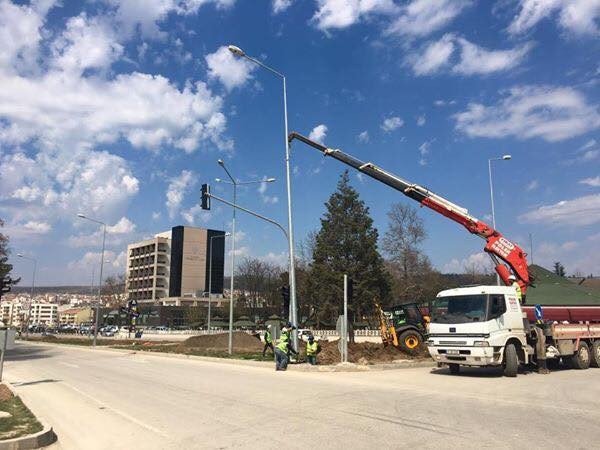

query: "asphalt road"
left=4, top=343, right=600, bottom=449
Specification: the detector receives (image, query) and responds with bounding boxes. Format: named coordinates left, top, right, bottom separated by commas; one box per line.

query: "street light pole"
left=77, top=214, right=106, bottom=347
left=488, top=155, right=511, bottom=285
left=215, top=164, right=275, bottom=355
left=228, top=44, right=299, bottom=350
left=208, top=232, right=230, bottom=332
left=17, top=254, right=36, bottom=335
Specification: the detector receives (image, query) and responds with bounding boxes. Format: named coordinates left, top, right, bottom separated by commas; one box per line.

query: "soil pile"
left=316, top=341, right=428, bottom=365
left=182, top=332, right=263, bottom=352
left=0, top=384, right=13, bottom=402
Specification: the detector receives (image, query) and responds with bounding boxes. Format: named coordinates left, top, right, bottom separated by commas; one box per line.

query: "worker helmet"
left=308, top=335, right=314, bottom=342
left=508, top=275, right=516, bottom=281
left=267, top=324, right=272, bottom=329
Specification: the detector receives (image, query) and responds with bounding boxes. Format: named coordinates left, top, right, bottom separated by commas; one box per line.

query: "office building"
left=126, top=226, right=225, bottom=305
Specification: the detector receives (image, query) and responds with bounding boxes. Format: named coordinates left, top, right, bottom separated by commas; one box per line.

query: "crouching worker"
left=306, top=335, right=321, bottom=365
left=275, top=327, right=297, bottom=371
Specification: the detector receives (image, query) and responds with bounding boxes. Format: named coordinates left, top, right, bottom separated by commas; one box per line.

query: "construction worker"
left=262, top=324, right=274, bottom=357
left=275, top=326, right=297, bottom=371
left=305, top=335, right=320, bottom=365
left=508, top=275, right=523, bottom=303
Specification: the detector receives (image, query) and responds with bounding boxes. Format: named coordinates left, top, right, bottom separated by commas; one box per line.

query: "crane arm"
left=288, top=132, right=532, bottom=295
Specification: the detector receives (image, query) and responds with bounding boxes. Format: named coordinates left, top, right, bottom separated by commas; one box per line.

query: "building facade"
left=59, top=307, right=92, bottom=325
left=29, top=303, right=59, bottom=326
left=126, top=226, right=225, bottom=305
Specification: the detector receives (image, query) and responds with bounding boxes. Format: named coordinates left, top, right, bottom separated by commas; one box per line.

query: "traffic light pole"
left=204, top=192, right=288, bottom=240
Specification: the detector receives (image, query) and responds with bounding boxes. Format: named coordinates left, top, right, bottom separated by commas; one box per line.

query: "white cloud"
left=408, top=33, right=454, bottom=75
left=106, top=217, right=137, bottom=234
left=381, top=116, right=403, bottom=132
left=308, top=124, right=328, bottom=144
left=386, top=0, right=471, bottom=37
left=166, top=170, right=196, bottom=220
left=23, top=220, right=51, bottom=234
left=311, top=0, right=397, bottom=31
left=0, top=149, right=139, bottom=227
left=108, top=0, right=236, bottom=39
left=356, top=172, right=365, bottom=183
left=454, top=85, right=600, bottom=142
left=519, top=194, right=600, bottom=227
left=580, top=176, right=600, bottom=187
left=152, top=211, right=161, bottom=220
left=442, top=252, right=492, bottom=274
left=258, top=176, right=279, bottom=205
left=181, top=204, right=212, bottom=225
left=272, top=0, right=292, bottom=14
left=508, top=0, right=600, bottom=36
left=51, top=14, right=123, bottom=75
left=408, top=34, right=532, bottom=76
left=526, top=180, right=539, bottom=191
left=357, top=130, right=369, bottom=143
left=452, top=38, right=533, bottom=75
left=416, top=115, right=426, bottom=126
left=418, top=139, right=433, bottom=166
left=205, top=45, right=256, bottom=91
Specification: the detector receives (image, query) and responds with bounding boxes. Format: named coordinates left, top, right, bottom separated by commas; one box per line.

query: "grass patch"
left=0, top=389, right=43, bottom=440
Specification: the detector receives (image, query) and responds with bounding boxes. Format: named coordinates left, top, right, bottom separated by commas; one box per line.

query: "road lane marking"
left=59, top=362, right=79, bottom=368
left=59, top=381, right=169, bottom=438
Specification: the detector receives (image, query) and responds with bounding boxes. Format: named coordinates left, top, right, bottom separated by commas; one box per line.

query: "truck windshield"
left=431, top=295, right=488, bottom=324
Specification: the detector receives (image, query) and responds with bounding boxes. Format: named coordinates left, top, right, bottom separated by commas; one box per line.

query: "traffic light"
left=201, top=184, right=211, bottom=210
left=1, top=276, right=11, bottom=294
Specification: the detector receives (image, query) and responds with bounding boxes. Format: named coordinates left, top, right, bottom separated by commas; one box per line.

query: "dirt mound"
left=316, top=340, right=428, bottom=365
left=0, top=384, right=13, bottom=402
left=183, top=332, right=263, bottom=352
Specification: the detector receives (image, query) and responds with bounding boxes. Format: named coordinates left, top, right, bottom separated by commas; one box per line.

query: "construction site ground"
left=25, top=332, right=430, bottom=368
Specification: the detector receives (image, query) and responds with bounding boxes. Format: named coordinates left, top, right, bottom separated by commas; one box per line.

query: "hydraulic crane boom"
left=288, top=132, right=533, bottom=296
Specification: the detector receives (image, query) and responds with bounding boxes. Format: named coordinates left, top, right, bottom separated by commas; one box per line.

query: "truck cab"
left=427, top=285, right=528, bottom=375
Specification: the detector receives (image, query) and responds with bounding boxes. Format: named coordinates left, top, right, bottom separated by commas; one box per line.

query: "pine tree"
left=309, top=171, right=390, bottom=325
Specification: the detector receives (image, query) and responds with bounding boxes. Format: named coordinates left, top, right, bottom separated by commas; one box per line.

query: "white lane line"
left=59, top=362, right=79, bottom=368
left=60, top=381, right=169, bottom=438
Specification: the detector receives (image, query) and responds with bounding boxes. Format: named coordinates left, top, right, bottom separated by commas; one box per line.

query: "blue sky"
left=1, top=0, right=599, bottom=286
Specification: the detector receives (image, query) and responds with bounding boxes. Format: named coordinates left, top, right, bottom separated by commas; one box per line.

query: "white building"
left=0, top=302, right=24, bottom=327
left=29, top=303, right=59, bottom=326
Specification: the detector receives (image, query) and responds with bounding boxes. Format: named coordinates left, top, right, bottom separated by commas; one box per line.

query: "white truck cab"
left=427, top=285, right=528, bottom=375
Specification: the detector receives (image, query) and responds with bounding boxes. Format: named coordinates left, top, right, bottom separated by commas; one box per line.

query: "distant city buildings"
left=126, top=226, right=226, bottom=306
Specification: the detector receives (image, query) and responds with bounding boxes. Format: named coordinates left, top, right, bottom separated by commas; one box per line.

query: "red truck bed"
left=522, top=305, right=600, bottom=323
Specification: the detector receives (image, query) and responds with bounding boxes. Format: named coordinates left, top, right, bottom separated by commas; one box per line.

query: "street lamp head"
left=502, top=155, right=512, bottom=160
left=217, top=159, right=224, bottom=166
left=215, top=178, right=222, bottom=183
left=224, top=232, right=232, bottom=236
left=266, top=177, right=276, bottom=182
left=17, top=253, right=23, bottom=257
left=227, top=45, right=245, bottom=57
left=77, top=213, right=86, bottom=218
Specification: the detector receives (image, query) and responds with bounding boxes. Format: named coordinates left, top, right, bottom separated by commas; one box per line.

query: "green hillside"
left=525, top=265, right=600, bottom=305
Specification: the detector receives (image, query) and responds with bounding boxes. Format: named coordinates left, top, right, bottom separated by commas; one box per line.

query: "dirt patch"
left=0, top=385, right=13, bottom=402
left=182, top=332, right=263, bottom=352
left=316, top=340, right=428, bottom=365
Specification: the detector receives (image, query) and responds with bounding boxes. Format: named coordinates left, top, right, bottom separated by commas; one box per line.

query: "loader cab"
left=386, top=303, right=427, bottom=331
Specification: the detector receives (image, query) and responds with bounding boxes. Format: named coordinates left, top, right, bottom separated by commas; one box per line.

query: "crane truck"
left=288, top=132, right=600, bottom=376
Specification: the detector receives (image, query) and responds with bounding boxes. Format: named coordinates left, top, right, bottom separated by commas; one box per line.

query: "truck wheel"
left=448, top=363, right=460, bottom=374
left=398, top=330, right=422, bottom=354
left=503, top=344, right=519, bottom=377
left=570, top=341, right=591, bottom=370
left=591, top=341, right=600, bottom=368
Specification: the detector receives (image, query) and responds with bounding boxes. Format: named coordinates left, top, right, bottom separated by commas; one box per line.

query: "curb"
left=0, top=382, right=57, bottom=450
left=16, top=341, right=435, bottom=372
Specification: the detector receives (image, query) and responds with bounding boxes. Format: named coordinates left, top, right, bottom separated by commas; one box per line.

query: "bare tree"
left=383, top=203, right=434, bottom=303
left=102, top=274, right=126, bottom=306
left=236, top=258, right=283, bottom=319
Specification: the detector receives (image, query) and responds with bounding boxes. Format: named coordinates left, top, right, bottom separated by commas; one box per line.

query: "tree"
left=102, top=274, right=126, bottom=306
left=553, top=261, right=566, bottom=277
left=382, top=203, right=435, bottom=303
left=0, top=219, right=13, bottom=280
left=0, top=219, right=19, bottom=301
left=309, top=171, right=390, bottom=326
left=236, top=257, right=283, bottom=319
